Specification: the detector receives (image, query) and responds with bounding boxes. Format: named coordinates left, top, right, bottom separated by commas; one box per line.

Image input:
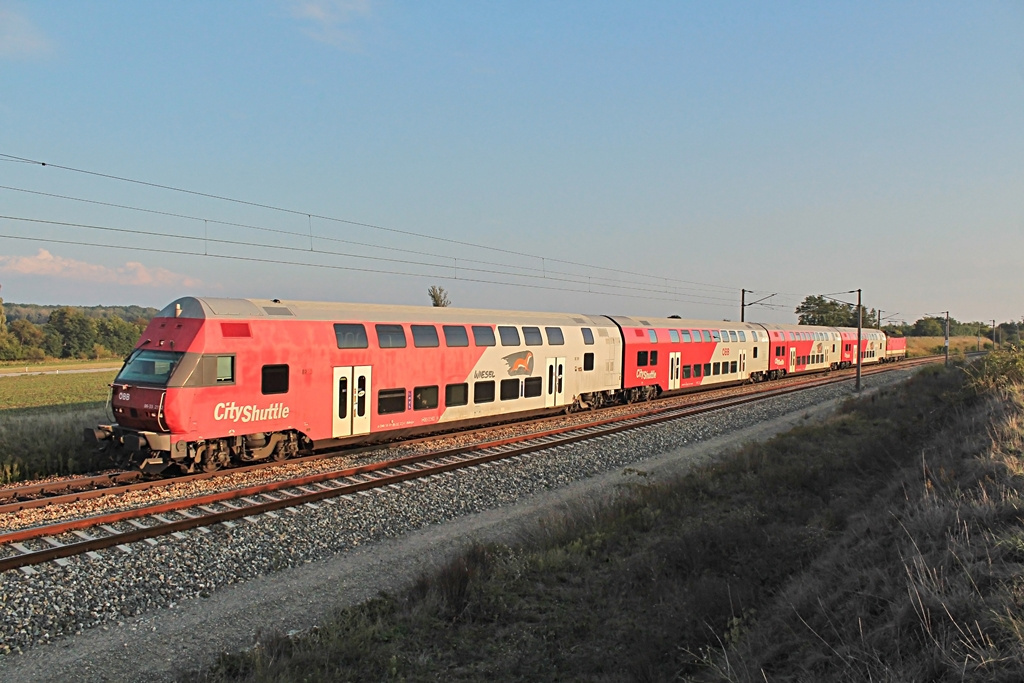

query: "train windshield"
left=115, top=349, right=185, bottom=386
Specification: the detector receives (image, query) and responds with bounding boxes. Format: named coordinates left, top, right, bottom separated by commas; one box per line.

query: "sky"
left=0, top=1, right=1021, bottom=325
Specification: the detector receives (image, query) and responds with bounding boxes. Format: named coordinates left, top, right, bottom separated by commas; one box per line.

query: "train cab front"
left=88, top=348, right=185, bottom=474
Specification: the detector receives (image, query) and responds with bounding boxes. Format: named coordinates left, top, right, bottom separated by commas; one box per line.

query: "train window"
left=681, top=330, right=692, bottom=343
left=731, top=361, right=738, bottom=373
left=753, top=347, right=758, bottom=359
left=338, top=377, right=348, bottom=419
left=583, top=352, right=595, bottom=371
left=377, top=388, right=406, bottom=414
left=375, top=324, right=407, bottom=348
left=581, top=328, right=595, bottom=345
left=832, top=344, right=836, bottom=352
left=682, top=365, right=691, bottom=379
left=524, top=376, right=543, bottom=397
left=702, top=330, right=712, bottom=343
left=693, top=364, right=702, bottom=377
left=413, top=386, right=438, bottom=410
left=498, top=326, right=521, bottom=346
left=703, top=363, right=712, bottom=376
left=474, top=381, right=495, bottom=403
left=647, top=329, right=658, bottom=343
left=411, top=325, right=440, bottom=348
left=712, top=362, right=721, bottom=376
left=500, top=379, right=520, bottom=401
left=650, top=350, right=658, bottom=365
left=637, top=351, right=648, bottom=367
left=711, top=330, right=721, bottom=343
left=545, top=327, right=565, bottom=345
left=472, top=326, right=496, bottom=347
left=750, top=330, right=758, bottom=342
left=729, top=331, right=738, bottom=343
left=738, top=331, right=746, bottom=342
left=261, top=364, right=289, bottom=395
left=216, top=356, right=234, bottom=383
left=523, top=327, right=543, bottom=346
left=334, top=323, right=369, bottom=349
left=720, top=330, right=729, bottom=342
left=443, top=325, right=469, bottom=347
left=669, top=330, right=679, bottom=343
left=445, top=383, right=469, bottom=407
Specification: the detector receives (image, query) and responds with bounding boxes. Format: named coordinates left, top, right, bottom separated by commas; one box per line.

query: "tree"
left=45, top=307, right=96, bottom=358
left=911, top=317, right=945, bottom=337
left=95, top=316, right=140, bottom=357
left=10, top=319, right=44, bottom=348
left=795, top=295, right=853, bottom=326
left=427, top=285, right=451, bottom=307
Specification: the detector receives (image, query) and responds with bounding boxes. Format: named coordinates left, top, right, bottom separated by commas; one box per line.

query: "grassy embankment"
left=192, top=347, right=1024, bottom=681
left=0, top=371, right=117, bottom=483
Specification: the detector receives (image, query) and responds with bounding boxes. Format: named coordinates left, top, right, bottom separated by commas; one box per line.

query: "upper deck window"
left=443, top=325, right=469, bottom=347
left=411, top=325, right=439, bottom=348
left=376, top=324, right=407, bottom=348
left=472, top=326, right=496, bottom=347
left=522, top=327, right=543, bottom=346
left=498, top=326, right=521, bottom=346
left=334, top=324, right=369, bottom=349
left=581, top=328, right=595, bottom=345
left=544, top=327, right=565, bottom=345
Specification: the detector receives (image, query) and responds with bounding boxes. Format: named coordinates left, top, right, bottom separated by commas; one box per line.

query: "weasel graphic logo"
left=502, top=350, right=534, bottom=376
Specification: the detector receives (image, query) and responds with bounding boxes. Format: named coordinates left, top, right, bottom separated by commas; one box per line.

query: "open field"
left=0, top=359, right=123, bottom=374
left=192, top=353, right=1024, bottom=681
left=0, top=370, right=117, bottom=411
left=0, top=372, right=117, bottom=483
left=905, top=334, right=990, bottom=357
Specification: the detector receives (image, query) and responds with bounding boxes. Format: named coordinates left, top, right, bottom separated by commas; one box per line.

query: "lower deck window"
left=378, top=388, right=406, bottom=414
left=445, top=383, right=468, bottom=407
left=713, top=362, right=721, bottom=376
left=703, top=363, right=712, bottom=376
left=474, top=381, right=495, bottom=403
left=413, top=386, right=438, bottom=410
left=693, top=364, right=702, bottom=377
left=683, top=365, right=692, bottom=379
left=524, top=377, right=542, bottom=397
left=500, top=379, right=520, bottom=401
left=261, top=364, right=289, bottom=395
left=730, top=361, right=737, bottom=373
left=583, top=353, right=595, bottom=371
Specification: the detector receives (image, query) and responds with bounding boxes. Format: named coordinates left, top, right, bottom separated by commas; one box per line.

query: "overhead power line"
left=0, top=184, right=735, bottom=298
left=0, top=215, right=739, bottom=307
left=0, top=152, right=737, bottom=294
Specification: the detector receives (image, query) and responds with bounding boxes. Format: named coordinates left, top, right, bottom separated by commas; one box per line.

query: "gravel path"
left=0, top=369, right=918, bottom=682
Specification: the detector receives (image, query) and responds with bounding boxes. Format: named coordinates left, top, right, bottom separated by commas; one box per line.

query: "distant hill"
left=3, top=303, right=160, bottom=325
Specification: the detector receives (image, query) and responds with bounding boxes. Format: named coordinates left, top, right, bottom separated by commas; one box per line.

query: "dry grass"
left=906, top=335, right=989, bottom=358
left=186, top=354, right=1024, bottom=682
left=0, top=405, right=113, bottom=483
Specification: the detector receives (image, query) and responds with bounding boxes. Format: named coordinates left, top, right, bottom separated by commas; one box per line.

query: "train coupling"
left=85, top=425, right=115, bottom=443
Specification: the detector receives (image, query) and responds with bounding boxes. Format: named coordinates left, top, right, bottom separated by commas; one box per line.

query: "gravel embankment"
left=0, top=369, right=918, bottom=682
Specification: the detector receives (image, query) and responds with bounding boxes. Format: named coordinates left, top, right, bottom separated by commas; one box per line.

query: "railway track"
left=0, top=357, right=936, bottom=573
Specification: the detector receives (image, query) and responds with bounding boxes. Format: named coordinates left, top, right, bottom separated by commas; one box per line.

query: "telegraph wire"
left=0, top=183, right=737, bottom=298
left=0, top=152, right=737, bottom=294
left=0, top=215, right=740, bottom=306
left=0, top=232, right=741, bottom=310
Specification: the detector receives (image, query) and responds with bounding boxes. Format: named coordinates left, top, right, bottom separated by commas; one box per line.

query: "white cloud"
left=287, top=0, right=372, bottom=51
left=0, top=249, right=202, bottom=289
left=0, top=2, right=52, bottom=60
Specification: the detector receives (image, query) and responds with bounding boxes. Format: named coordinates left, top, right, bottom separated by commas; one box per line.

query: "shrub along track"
left=0, top=358, right=934, bottom=574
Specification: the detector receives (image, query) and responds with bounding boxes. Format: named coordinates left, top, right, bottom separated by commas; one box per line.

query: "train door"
left=669, top=352, right=681, bottom=390
left=545, top=357, right=565, bottom=407
left=739, top=351, right=746, bottom=378
left=789, top=347, right=796, bottom=374
left=332, top=365, right=372, bottom=438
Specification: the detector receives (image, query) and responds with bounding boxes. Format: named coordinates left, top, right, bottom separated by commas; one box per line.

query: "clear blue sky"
left=1, top=1, right=1021, bottom=325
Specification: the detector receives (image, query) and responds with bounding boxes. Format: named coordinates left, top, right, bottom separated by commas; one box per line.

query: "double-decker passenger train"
left=88, top=297, right=903, bottom=474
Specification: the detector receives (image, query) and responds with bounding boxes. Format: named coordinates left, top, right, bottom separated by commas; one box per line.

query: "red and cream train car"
left=95, top=297, right=626, bottom=473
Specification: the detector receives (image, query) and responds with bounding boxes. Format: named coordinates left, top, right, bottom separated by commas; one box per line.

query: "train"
left=87, top=297, right=905, bottom=474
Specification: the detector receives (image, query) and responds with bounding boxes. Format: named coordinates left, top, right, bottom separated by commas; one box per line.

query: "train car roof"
left=607, top=315, right=764, bottom=330
left=157, top=297, right=617, bottom=327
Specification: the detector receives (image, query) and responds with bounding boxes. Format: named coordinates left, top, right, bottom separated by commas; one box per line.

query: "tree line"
left=795, top=295, right=1020, bottom=342
left=0, top=298, right=156, bottom=362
